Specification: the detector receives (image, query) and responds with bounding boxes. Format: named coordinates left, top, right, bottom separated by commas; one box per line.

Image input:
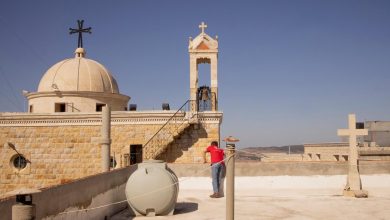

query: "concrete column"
left=211, top=87, right=218, bottom=111
left=226, top=144, right=235, bottom=220
left=101, top=105, right=111, bottom=172
left=210, top=55, right=218, bottom=111
left=189, top=56, right=198, bottom=112
left=210, top=54, right=218, bottom=88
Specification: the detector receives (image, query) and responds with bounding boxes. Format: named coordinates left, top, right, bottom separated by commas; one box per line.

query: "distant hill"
left=236, top=145, right=304, bottom=161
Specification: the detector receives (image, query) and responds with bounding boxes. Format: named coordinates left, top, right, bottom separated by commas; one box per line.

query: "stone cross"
left=69, top=20, right=92, bottom=48
left=199, top=22, right=207, bottom=33
left=337, top=114, right=368, bottom=197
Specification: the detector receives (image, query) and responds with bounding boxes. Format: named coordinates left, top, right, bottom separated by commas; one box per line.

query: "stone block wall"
left=0, top=111, right=222, bottom=198
left=158, top=123, right=220, bottom=163
left=0, top=126, right=102, bottom=197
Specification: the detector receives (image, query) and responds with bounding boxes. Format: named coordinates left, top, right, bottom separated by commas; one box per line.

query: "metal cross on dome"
left=69, top=20, right=92, bottom=48
left=199, top=22, right=207, bottom=34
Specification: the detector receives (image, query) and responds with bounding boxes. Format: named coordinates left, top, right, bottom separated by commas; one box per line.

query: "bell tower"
left=189, top=22, right=219, bottom=111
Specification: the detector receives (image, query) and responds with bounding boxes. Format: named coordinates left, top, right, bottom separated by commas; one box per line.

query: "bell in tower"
left=197, top=86, right=211, bottom=111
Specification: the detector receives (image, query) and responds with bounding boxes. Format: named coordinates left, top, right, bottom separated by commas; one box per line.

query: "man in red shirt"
left=204, top=141, right=225, bottom=198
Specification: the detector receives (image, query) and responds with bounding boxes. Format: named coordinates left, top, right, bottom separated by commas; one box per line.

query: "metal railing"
left=143, top=100, right=197, bottom=159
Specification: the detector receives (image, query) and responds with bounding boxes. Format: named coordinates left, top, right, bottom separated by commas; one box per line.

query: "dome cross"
left=69, top=20, right=92, bottom=48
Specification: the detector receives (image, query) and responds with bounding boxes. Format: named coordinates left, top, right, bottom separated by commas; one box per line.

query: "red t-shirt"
left=206, top=145, right=224, bottom=164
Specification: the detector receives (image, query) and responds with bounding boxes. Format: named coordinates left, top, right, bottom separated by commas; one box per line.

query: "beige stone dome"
left=27, top=48, right=130, bottom=113
left=38, top=48, right=119, bottom=93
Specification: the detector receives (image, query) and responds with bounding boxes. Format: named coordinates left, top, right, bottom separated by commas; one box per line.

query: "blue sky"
left=0, top=0, right=389, bottom=147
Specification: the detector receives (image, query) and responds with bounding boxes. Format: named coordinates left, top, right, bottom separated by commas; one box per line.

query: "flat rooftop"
left=112, top=175, right=390, bottom=220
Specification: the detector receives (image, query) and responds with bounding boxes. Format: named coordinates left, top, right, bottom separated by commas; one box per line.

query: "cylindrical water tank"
left=12, top=204, right=35, bottom=220
left=125, top=160, right=179, bottom=216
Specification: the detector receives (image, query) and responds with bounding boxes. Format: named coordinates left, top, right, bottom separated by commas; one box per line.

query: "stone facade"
left=0, top=111, right=222, bottom=198
left=27, top=92, right=129, bottom=113
left=0, top=22, right=223, bottom=199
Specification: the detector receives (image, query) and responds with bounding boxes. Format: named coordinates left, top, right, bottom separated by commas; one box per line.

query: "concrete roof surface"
left=112, top=175, right=390, bottom=220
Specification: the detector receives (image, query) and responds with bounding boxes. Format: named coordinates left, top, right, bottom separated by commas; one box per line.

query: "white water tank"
left=125, top=160, right=179, bottom=216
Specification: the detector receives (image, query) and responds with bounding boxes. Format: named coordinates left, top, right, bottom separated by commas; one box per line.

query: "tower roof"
left=189, top=22, right=218, bottom=52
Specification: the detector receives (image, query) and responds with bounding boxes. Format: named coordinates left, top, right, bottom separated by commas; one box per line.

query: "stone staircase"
left=143, top=101, right=197, bottom=159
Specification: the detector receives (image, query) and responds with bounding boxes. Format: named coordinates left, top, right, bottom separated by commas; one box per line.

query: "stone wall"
left=0, top=166, right=135, bottom=220
left=0, top=111, right=222, bottom=198
left=168, top=161, right=390, bottom=177
left=158, top=123, right=220, bottom=163
left=303, top=143, right=390, bottom=162
left=260, top=153, right=308, bottom=162
left=0, top=126, right=101, bottom=197
left=304, top=143, right=349, bottom=161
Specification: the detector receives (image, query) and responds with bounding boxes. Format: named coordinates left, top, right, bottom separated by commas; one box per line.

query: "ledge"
left=0, top=111, right=223, bottom=127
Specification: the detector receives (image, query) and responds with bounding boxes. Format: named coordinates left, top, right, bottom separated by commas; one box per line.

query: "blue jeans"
left=211, top=163, right=224, bottom=193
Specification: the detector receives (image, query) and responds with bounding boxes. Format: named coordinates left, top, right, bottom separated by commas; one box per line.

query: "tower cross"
left=199, top=22, right=207, bottom=34
left=69, top=20, right=92, bottom=48
left=337, top=114, right=368, bottom=197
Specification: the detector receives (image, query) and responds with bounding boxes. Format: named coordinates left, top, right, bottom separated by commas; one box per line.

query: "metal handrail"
left=143, top=100, right=196, bottom=150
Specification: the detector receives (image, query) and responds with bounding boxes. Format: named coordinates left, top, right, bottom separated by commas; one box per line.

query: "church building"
left=0, top=22, right=223, bottom=197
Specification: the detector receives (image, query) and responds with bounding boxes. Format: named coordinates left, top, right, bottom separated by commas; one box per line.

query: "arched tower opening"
left=197, top=58, right=211, bottom=111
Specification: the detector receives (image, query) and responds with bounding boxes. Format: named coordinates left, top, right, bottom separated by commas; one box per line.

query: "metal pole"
left=288, top=145, right=291, bottom=155
left=101, top=105, right=111, bottom=172
left=226, top=144, right=235, bottom=220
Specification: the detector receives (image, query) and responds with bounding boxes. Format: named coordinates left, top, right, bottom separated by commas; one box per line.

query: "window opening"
left=55, top=103, right=66, bottom=112
left=110, top=156, right=117, bottom=168
left=130, top=145, right=143, bottom=165
left=12, top=155, right=27, bottom=170
left=96, top=103, right=105, bottom=112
